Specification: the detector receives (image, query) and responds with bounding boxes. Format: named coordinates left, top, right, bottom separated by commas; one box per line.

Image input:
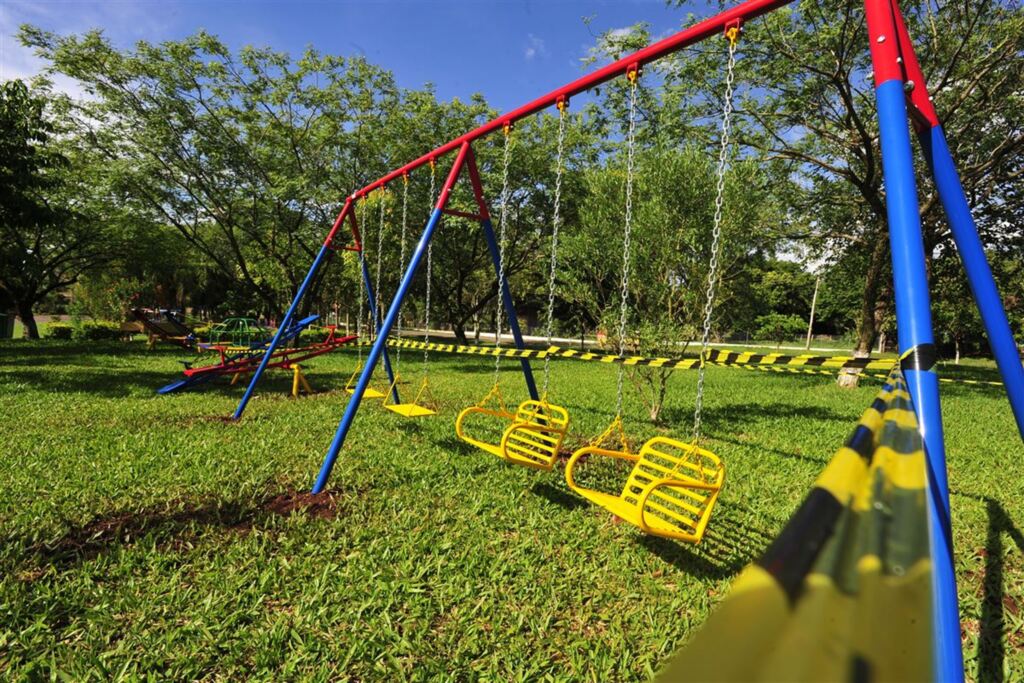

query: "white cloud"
left=524, top=33, right=546, bottom=61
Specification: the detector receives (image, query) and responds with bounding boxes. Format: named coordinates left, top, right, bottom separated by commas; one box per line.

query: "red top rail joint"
left=725, top=18, right=743, bottom=43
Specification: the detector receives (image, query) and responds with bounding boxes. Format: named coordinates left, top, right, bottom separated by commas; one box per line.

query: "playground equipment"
left=343, top=198, right=389, bottom=400
left=381, top=173, right=438, bottom=417
left=564, top=45, right=738, bottom=542
left=131, top=308, right=196, bottom=349
left=454, top=121, right=569, bottom=468
left=235, top=1, right=1024, bottom=676
left=158, top=315, right=354, bottom=394
left=208, top=317, right=269, bottom=347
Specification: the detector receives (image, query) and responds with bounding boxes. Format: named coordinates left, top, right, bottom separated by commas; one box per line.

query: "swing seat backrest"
left=622, top=437, right=724, bottom=541
left=499, top=400, right=570, bottom=470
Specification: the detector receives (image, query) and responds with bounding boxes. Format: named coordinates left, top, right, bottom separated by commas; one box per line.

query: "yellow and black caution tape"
left=660, top=367, right=933, bottom=681
left=348, top=338, right=1002, bottom=387
left=384, top=338, right=896, bottom=371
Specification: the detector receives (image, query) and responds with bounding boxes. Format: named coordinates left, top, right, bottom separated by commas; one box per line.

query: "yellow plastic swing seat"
left=565, top=436, right=724, bottom=543
left=456, top=400, right=569, bottom=470
left=344, top=365, right=386, bottom=399
left=383, top=376, right=437, bottom=418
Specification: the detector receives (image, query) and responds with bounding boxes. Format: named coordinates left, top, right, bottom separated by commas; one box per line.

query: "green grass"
left=0, top=340, right=1021, bottom=680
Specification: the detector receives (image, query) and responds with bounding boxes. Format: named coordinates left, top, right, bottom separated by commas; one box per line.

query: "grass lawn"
left=0, top=340, right=1021, bottom=680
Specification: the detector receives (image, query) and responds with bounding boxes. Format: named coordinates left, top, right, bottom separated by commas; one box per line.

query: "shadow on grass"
left=531, top=481, right=588, bottom=511
left=12, top=486, right=362, bottom=574
left=663, top=402, right=853, bottom=431
left=963, top=494, right=1024, bottom=683
left=708, top=433, right=829, bottom=466
left=635, top=510, right=771, bottom=580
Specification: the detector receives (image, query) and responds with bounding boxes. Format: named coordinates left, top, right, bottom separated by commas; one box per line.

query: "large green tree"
left=661, top=0, right=1024, bottom=354
left=0, top=80, right=107, bottom=338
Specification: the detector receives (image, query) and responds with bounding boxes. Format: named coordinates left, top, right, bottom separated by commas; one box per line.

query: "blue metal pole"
left=479, top=217, right=540, bottom=401
left=875, top=78, right=963, bottom=680
left=919, top=125, right=1024, bottom=440
left=233, top=243, right=331, bottom=420
left=359, top=252, right=400, bottom=404
left=313, top=206, right=445, bottom=493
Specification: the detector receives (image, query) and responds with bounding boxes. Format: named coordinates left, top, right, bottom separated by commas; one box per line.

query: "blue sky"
left=1, top=0, right=717, bottom=112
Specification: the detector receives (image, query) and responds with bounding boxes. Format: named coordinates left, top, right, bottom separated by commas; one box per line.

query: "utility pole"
left=805, top=276, right=820, bottom=350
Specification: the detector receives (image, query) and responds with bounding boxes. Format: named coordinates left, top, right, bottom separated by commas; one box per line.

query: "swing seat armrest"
left=565, top=446, right=639, bottom=491
left=636, top=472, right=724, bottom=540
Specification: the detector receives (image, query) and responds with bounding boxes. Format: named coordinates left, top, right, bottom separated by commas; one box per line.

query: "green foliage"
left=43, top=322, right=73, bottom=340
left=72, top=320, right=123, bottom=341
left=754, top=313, right=807, bottom=348
left=68, top=272, right=142, bottom=322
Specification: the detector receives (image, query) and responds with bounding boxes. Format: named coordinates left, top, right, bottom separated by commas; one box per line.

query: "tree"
left=0, top=80, right=107, bottom=338
left=21, top=28, right=401, bottom=319
left=663, top=0, right=1024, bottom=354
left=755, top=312, right=808, bottom=348
left=565, top=145, right=783, bottom=422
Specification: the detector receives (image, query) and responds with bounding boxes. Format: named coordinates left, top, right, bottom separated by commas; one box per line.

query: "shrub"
left=297, top=327, right=333, bottom=345
left=45, top=322, right=74, bottom=340
left=73, top=321, right=123, bottom=341
left=192, top=324, right=212, bottom=342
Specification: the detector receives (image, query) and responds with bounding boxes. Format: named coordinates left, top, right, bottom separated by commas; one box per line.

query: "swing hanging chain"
left=425, top=161, right=436, bottom=374
left=617, top=70, right=640, bottom=417
left=396, top=176, right=409, bottom=366
left=494, top=124, right=513, bottom=383
left=692, top=29, right=739, bottom=446
left=375, top=189, right=386, bottom=340
left=357, top=198, right=368, bottom=362
left=543, top=104, right=568, bottom=396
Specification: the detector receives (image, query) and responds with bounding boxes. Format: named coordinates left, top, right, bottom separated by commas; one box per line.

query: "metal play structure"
left=232, top=0, right=1024, bottom=677
left=158, top=315, right=355, bottom=395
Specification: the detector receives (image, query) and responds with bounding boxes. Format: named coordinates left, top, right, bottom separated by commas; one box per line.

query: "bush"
left=297, top=327, right=333, bottom=345
left=45, top=322, right=74, bottom=340
left=754, top=313, right=807, bottom=348
left=73, top=321, right=123, bottom=341
left=192, top=324, right=212, bottom=342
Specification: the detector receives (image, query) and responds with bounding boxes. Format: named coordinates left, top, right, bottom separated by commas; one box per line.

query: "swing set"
left=231, top=1, right=1024, bottom=677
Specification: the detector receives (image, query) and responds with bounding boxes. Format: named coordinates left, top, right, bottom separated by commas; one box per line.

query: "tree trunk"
left=855, top=235, right=889, bottom=355
left=17, top=301, right=40, bottom=339
left=955, top=338, right=961, bottom=365
left=452, top=323, right=468, bottom=344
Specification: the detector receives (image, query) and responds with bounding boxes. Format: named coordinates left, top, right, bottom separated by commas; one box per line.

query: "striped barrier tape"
left=348, top=338, right=1003, bottom=387
left=660, top=367, right=932, bottom=680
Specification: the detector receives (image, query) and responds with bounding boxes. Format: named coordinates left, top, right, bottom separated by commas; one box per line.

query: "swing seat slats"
left=565, top=436, right=724, bottom=543
left=456, top=399, right=569, bottom=470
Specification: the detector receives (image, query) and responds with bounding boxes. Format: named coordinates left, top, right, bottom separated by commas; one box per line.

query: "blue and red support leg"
left=866, top=1, right=963, bottom=678
left=313, top=142, right=474, bottom=493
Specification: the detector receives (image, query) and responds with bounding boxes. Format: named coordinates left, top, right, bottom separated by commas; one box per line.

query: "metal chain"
left=543, top=105, right=568, bottom=396
left=374, top=190, right=386, bottom=341
left=494, top=125, right=513, bottom=383
left=693, top=32, right=739, bottom=445
left=425, top=161, right=436, bottom=374
left=617, top=72, right=640, bottom=416
left=357, top=198, right=367, bottom=363
left=396, top=177, right=409, bottom=366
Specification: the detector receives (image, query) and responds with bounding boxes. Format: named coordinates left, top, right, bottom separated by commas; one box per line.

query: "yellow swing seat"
left=344, top=364, right=386, bottom=399
left=456, top=393, right=570, bottom=471
left=383, top=375, right=437, bottom=417
left=565, top=436, right=724, bottom=543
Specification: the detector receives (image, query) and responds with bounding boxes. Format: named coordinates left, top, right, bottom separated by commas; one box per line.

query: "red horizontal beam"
left=351, top=0, right=795, bottom=200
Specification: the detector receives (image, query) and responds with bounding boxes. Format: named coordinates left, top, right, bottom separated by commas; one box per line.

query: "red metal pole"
left=349, top=0, right=795, bottom=200
left=322, top=195, right=354, bottom=248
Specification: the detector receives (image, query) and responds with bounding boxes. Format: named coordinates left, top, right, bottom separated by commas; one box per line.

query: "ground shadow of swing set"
left=231, top=0, right=1024, bottom=677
